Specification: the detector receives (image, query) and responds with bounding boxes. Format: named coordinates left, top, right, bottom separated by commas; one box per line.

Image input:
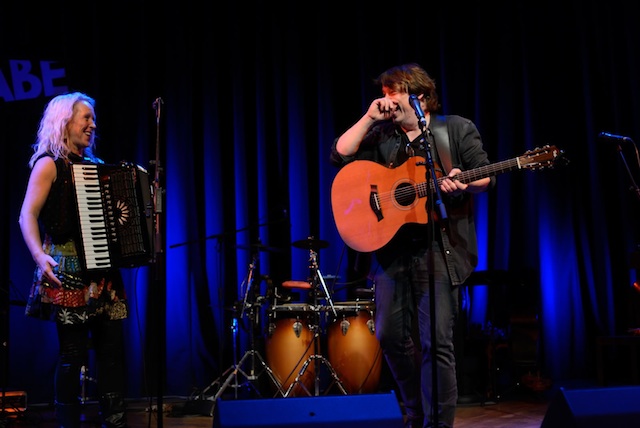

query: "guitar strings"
left=373, top=162, right=507, bottom=206
left=371, top=150, right=552, bottom=206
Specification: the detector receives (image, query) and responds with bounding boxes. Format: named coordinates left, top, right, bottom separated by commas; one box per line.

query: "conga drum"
left=265, top=303, right=317, bottom=396
left=327, top=300, right=382, bottom=393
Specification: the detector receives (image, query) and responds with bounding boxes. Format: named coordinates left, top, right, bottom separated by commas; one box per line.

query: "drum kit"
left=202, top=237, right=383, bottom=405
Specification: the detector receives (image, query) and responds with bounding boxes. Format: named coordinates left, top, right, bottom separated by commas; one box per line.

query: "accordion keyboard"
left=72, top=163, right=113, bottom=270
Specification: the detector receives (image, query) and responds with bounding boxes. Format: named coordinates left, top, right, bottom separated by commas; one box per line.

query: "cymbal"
left=292, top=237, right=329, bottom=250
left=235, top=243, right=284, bottom=253
left=282, top=280, right=312, bottom=289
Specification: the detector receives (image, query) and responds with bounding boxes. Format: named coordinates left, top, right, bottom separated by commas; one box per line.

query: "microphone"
left=409, top=94, right=427, bottom=126
left=599, top=132, right=632, bottom=142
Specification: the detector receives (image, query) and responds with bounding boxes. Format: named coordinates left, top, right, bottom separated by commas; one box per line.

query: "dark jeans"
left=374, top=246, right=459, bottom=428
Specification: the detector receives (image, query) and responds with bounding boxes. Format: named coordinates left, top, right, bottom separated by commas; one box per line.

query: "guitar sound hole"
left=394, top=183, right=417, bottom=207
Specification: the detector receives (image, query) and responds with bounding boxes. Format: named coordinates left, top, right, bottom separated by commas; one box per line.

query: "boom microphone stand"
left=601, top=132, right=640, bottom=201
left=601, top=132, right=640, bottom=325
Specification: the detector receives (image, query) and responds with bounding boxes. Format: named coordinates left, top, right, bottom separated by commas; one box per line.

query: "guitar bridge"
left=370, top=185, right=383, bottom=221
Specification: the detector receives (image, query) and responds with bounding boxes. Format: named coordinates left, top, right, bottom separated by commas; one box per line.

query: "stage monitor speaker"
left=541, top=385, right=640, bottom=428
left=212, top=391, right=404, bottom=428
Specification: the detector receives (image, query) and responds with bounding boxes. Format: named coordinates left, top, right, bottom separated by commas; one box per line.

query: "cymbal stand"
left=312, top=250, right=337, bottom=319
left=283, top=249, right=347, bottom=397
left=199, top=255, right=283, bottom=409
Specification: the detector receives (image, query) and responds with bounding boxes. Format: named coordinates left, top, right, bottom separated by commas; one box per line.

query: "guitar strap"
left=429, top=115, right=452, bottom=174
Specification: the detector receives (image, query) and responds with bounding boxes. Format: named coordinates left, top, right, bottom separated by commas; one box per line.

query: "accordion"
left=71, top=161, right=153, bottom=271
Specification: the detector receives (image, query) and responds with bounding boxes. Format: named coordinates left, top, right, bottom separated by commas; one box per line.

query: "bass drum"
left=265, top=303, right=316, bottom=396
left=327, top=301, right=382, bottom=394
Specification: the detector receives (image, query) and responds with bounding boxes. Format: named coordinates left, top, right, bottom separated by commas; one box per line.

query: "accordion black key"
left=71, top=161, right=153, bottom=271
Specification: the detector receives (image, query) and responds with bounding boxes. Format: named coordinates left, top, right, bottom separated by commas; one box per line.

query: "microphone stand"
left=417, top=115, right=447, bottom=428
left=612, top=137, right=640, bottom=314
left=0, top=280, right=8, bottom=422
left=151, top=97, right=166, bottom=427
left=612, top=136, right=640, bottom=202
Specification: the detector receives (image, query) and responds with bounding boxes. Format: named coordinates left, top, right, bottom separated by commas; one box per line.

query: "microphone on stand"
left=599, top=132, right=633, bottom=143
left=409, top=94, right=427, bottom=127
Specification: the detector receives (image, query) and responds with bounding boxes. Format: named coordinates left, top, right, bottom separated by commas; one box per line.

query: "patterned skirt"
left=25, top=237, right=128, bottom=324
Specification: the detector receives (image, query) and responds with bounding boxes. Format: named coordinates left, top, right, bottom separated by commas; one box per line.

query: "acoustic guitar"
left=331, top=145, right=563, bottom=252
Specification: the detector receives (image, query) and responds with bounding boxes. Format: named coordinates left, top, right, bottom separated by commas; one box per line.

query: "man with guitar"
left=330, top=63, right=495, bottom=428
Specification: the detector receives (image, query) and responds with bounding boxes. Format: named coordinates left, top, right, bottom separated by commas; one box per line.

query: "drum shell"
left=265, top=304, right=317, bottom=396
left=327, top=301, right=382, bottom=394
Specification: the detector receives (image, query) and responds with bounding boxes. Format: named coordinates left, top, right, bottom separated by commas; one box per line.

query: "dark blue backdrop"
left=2, top=0, right=640, bottom=405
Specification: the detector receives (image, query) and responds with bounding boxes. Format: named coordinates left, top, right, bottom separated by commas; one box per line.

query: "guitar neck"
left=431, top=157, right=521, bottom=188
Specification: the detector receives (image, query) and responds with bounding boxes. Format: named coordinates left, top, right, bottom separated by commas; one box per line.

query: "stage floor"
left=1, top=393, right=550, bottom=428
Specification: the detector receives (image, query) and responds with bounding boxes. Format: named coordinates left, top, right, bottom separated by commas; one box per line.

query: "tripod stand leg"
left=205, top=349, right=285, bottom=416
left=185, top=348, right=283, bottom=417
left=283, top=355, right=348, bottom=397
left=247, top=350, right=285, bottom=397
left=198, top=363, right=234, bottom=398
left=318, top=356, right=348, bottom=395
left=283, top=357, right=314, bottom=397
left=211, top=351, right=256, bottom=402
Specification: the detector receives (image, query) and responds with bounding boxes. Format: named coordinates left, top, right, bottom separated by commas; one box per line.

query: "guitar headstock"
left=519, top=145, right=566, bottom=170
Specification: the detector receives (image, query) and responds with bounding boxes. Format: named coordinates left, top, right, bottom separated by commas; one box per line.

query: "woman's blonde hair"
left=29, top=92, right=97, bottom=168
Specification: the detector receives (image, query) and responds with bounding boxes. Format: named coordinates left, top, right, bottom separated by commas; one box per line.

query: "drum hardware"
left=339, top=318, right=350, bottom=335
left=239, top=253, right=260, bottom=319
left=308, top=242, right=337, bottom=318
left=198, top=254, right=283, bottom=411
left=334, top=302, right=376, bottom=336
left=320, top=274, right=341, bottom=297
left=284, top=353, right=346, bottom=398
left=355, top=287, right=375, bottom=298
left=292, top=318, right=303, bottom=337
left=280, top=238, right=347, bottom=397
left=271, top=285, right=294, bottom=307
